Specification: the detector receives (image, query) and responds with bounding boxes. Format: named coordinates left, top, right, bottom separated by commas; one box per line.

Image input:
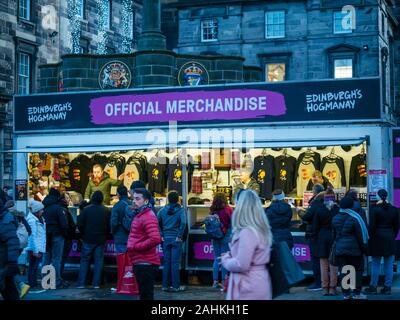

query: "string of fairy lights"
left=96, top=0, right=108, bottom=54
left=121, top=0, right=134, bottom=53
left=68, top=0, right=136, bottom=54
left=67, top=0, right=81, bottom=54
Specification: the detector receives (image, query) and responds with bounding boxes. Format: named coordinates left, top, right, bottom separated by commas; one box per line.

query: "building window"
left=18, top=52, right=30, bottom=94
left=201, top=19, right=218, bottom=42
left=265, top=11, right=285, bottom=39
left=77, top=0, right=85, bottom=18
left=381, top=13, right=385, bottom=36
left=19, top=0, right=31, bottom=20
left=266, top=63, right=285, bottom=82
left=334, top=58, right=353, bottom=78
left=333, top=11, right=353, bottom=34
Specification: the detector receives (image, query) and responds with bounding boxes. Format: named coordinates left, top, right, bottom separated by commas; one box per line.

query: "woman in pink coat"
left=221, top=189, right=273, bottom=300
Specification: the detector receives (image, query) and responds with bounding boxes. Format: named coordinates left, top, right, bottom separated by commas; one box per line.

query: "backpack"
left=204, top=214, right=224, bottom=240
left=17, top=222, right=29, bottom=249
left=121, top=206, right=135, bottom=233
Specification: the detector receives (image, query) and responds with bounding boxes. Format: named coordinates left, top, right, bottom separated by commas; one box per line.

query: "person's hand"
left=118, top=173, right=125, bottom=180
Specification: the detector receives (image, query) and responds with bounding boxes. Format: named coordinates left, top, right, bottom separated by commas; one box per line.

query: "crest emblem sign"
left=99, top=61, right=132, bottom=90
left=178, top=61, right=209, bottom=86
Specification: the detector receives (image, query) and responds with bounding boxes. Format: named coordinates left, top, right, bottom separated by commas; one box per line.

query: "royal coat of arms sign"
left=98, top=61, right=132, bottom=90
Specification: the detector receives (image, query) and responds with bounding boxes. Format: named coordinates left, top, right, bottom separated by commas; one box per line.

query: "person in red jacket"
left=127, top=188, right=161, bottom=300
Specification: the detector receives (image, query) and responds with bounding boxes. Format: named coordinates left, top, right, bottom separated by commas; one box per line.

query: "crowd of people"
left=1, top=168, right=400, bottom=301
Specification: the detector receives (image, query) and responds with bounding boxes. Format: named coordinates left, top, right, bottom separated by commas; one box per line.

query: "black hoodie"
left=43, top=195, right=68, bottom=238
left=266, top=201, right=293, bottom=248
left=77, top=198, right=110, bottom=245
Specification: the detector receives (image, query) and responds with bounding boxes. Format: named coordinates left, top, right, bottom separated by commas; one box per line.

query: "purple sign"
left=89, top=89, right=286, bottom=125
left=394, top=189, right=400, bottom=208
left=68, top=240, right=117, bottom=258
left=396, top=230, right=400, bottom=241
left=193, top=241, right=214, bottom=260
left=394, top=158, right=400, bottom=178
left=292, top=244, right=311, bottom=262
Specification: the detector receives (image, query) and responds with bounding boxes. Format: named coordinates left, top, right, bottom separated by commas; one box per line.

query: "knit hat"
left=29, top=198, right=44, bottom=214
left=377, top=189, right=388, bottom=201
left=339, top=196, right=354, bottom=209
left=312, top=183, right=324, bottom=194
left=324, top=188, right=336, bottom=202
left=272, top=190, right=285, bottom=201
left=49, top=188, right=61, bottom=198
left=91, top=190, right=104, bottom=204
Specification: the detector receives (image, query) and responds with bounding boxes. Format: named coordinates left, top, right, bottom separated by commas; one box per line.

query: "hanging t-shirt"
left=274, top=155, right=297, bottom=194
left=321, top=156, right=346, bottom=189
left=296, top=161, right=317, bottom=197
left=252, top=155, right=275, bottom=200
left=147, top=157, right=168, bottom=195
left=350, top=154, right=367, bottom=187
left=167, top=156, right=195, bottom=196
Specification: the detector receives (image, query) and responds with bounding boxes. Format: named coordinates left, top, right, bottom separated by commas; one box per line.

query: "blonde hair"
left=232, top=189, right=273, bottom=246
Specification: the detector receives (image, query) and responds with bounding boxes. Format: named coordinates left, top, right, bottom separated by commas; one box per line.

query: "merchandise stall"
left=12, top=77, right=395, bottom=273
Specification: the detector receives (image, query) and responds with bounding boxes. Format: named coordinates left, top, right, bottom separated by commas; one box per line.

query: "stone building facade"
left=170, top=0, right=400, bottom=118
left=0, top=0, right=143, bottom=187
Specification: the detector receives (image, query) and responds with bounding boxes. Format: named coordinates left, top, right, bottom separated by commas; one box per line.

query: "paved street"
left=19, top=275, right=400, bottom=301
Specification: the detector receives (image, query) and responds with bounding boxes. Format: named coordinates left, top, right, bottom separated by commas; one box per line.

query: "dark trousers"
left=310, top=241, right=321, bottom=286
left=28, top=252, right=42, bottom=288
left=133, top=264, right=158, bottom=300
left=60, top=239, right=72, bottom=278
left=337, top=255, right=364, bottom=295
left=0, top=276, right=20, bottom=300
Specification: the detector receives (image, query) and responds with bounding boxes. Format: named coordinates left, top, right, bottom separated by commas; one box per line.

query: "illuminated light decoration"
left=121, top=0, right=134, bottom=53
left=96, top=0, right=109, bottom=54
left=67, top=0, right=81, bottom=54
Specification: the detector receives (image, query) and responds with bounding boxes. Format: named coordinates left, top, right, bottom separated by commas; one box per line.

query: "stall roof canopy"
left=13, top=77, right=381, bottom=133
left=4, top=137, right=368, bottom=153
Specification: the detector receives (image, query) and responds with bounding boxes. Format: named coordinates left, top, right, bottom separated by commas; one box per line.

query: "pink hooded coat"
left=221, top=227, right=272, bottom=300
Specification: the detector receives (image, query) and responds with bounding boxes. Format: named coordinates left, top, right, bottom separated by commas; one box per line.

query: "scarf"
left=136, top=204, right=152, bottom=215
left=340, top=208, right=369, bottom=244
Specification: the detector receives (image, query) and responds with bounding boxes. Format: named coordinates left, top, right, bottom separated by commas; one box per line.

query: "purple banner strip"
left=193, top=241, right=214, bottom=260
left=89, top=89, right=286, bottom=124
left=394, top=189, right=400, bottom=209
left=394, top=158, right=400, bottom=178
left=292, top=244, right=311, bottom=262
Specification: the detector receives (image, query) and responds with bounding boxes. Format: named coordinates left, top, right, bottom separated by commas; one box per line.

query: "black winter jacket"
left=78, top=203, right=110, bottom=245
left=0, top=206, right=20, bottom=270
left=312, top=203, right=339, bottom=258
left=266, top=201, right=293, bottom=248
left=332, top=211, right=367, bottom=257
left=43, top=195, right=68, bottom=238
left=368, top=203, right=400, bottom=257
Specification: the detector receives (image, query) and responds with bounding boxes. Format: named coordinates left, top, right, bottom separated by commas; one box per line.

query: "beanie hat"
left=29, top=198, right=44, bottom=214
left=130, top=180, right=145, bottom=191
left=340, top=196, right=354, bottom=209
left=313, top=183, right=324, bottom=194
left=272, top=190, right=285, bottom=201
left=91, top=190, right=104, bottom=204
left=49, top=188, right=61, bottom=198
left=377, top=189, right=388, bottom=201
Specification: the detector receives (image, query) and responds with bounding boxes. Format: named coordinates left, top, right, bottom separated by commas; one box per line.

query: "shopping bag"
left=267, top=241, right=305, bottom=298
left=116, top=253, right=139, bottom=296
left=329, top=241, right=339, bottom=267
